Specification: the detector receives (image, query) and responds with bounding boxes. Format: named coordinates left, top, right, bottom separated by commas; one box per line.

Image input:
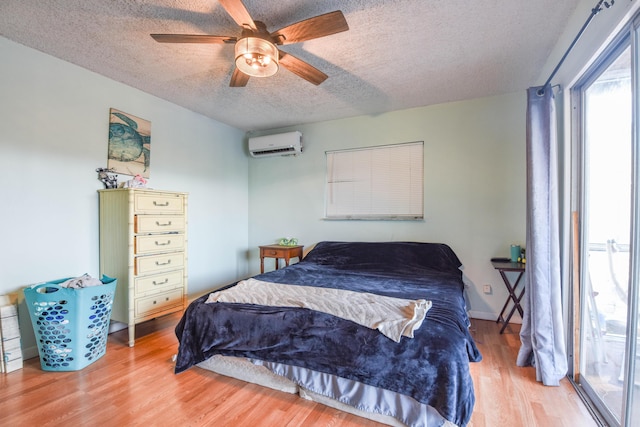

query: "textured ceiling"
left=0, top=0, right=581, bottom=131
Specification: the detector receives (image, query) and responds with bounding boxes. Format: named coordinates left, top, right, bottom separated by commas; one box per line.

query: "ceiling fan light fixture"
left=235, top=36, right=279, bottom=77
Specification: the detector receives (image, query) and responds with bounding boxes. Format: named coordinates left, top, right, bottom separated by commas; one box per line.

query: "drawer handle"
left=270, top=251, right=277, bottom=255
left=153, top=201, right=169, bottom=207
left=152, top=279, right=169, bottom=286
left=155, top=259, right=172, bottom=266
left=155, top=240, right=171, bottom=246
left=155, top=221, right=172, bottom=227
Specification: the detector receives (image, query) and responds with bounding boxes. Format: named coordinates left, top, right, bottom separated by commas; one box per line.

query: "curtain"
left=516, top=85, right=568, bottom=386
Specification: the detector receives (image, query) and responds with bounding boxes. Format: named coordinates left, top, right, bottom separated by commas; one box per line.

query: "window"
left=324, top=142, right=424, bottom=220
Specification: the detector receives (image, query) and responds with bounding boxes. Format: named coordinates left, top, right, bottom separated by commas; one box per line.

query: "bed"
left=174, top=241, right=482, bottom=427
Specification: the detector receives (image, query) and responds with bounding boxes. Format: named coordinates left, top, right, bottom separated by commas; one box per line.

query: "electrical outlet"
left=483, top=284, right=492, bottom=294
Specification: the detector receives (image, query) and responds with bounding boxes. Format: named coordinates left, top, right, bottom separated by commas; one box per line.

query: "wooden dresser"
left=98, top=189, right=188, bottom=347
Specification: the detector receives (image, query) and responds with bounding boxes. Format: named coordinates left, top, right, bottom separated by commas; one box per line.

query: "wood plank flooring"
left=468, top=321, right=596, bottom=427
left=0, top=314, right=597, bottom=427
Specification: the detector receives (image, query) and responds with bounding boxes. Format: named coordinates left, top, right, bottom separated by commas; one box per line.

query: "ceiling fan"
left=151, top=0, right=349, bottom=87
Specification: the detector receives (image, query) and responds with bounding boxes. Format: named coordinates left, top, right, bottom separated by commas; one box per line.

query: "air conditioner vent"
left=252, top=146, right=297, bottom=156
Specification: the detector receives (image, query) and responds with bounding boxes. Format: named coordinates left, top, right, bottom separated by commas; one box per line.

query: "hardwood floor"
left=468, top=320, right=597, bottom=427
left=0, top=314, right=597, bottom=427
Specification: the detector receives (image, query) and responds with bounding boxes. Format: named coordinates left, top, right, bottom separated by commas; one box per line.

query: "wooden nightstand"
left=259, top=245, right=303, bottom=273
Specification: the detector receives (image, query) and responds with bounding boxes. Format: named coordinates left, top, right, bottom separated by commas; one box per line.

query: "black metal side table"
left=491, top=260, right=525, bottom=333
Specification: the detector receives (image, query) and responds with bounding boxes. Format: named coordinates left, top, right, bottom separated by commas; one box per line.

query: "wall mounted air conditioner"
left=248, top=131, right=302, bottom=158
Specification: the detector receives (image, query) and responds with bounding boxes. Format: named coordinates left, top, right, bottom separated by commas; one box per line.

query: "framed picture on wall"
left=107, top=108, right=151, bottom=178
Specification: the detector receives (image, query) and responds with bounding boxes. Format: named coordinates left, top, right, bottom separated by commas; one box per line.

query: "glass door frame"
left=570, top=14, right=640, bottom=427
left=626, top=14, right=640, bottom=425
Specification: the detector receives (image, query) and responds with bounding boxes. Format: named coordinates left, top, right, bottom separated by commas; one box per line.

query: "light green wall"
left=4, top=0, right=639, bottom=362
left=0, top=33, right=532, bottom=353
left=0, top=37, right=249, bottom=356
left=247, top=92, right=527, bottom=321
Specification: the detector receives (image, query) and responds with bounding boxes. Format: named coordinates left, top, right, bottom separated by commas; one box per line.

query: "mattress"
left=196, top=355, right=456, bottom=427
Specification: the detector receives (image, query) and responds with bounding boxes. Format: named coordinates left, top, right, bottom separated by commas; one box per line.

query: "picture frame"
left=107, top=108, right=151, bottom=178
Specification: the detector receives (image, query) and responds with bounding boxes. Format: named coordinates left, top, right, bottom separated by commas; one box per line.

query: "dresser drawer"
left=135, top=215, right=185, bottom=233
left=260, top=245, right=303, bottom=259
left=135, top=252, right=184, bottom=275
left=134, top=192, right=185, bottom=214
left=262, top=247, right=289, bottom=258
left=135, top=270, right=184, bottom=295
left=135, top=234, right=185, bottom=255
left=135, top=288, right=183, bottom=317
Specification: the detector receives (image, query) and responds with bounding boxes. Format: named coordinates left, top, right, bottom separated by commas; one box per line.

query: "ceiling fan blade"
left=271, top=11, right=348, bottom=45
left=278, top=51, right=328, bottom=85
left=151, top=34, right=236, bottom=44
left=218, top=0, right=256, bottom=30
left=230, top=67, right=250, bottom=87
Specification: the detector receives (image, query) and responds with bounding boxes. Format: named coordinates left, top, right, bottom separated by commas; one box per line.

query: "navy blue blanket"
left=174, top=241, right=481, bottom=426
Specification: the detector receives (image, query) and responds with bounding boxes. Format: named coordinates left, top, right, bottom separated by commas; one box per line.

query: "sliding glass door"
left=574, top=22, right=639, bottom=426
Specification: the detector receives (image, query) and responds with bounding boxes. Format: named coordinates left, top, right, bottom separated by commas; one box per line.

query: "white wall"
left=0, top=37, right=249, bottom=355
left=247, top=92, right=527, bottom=321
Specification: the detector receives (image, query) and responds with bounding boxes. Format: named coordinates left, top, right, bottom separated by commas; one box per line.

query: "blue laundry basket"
left=24, top=276, right=117, bottom=371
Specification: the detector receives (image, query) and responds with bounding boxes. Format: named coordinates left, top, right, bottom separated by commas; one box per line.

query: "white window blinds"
left=325, top=142, right=424, bottom=220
